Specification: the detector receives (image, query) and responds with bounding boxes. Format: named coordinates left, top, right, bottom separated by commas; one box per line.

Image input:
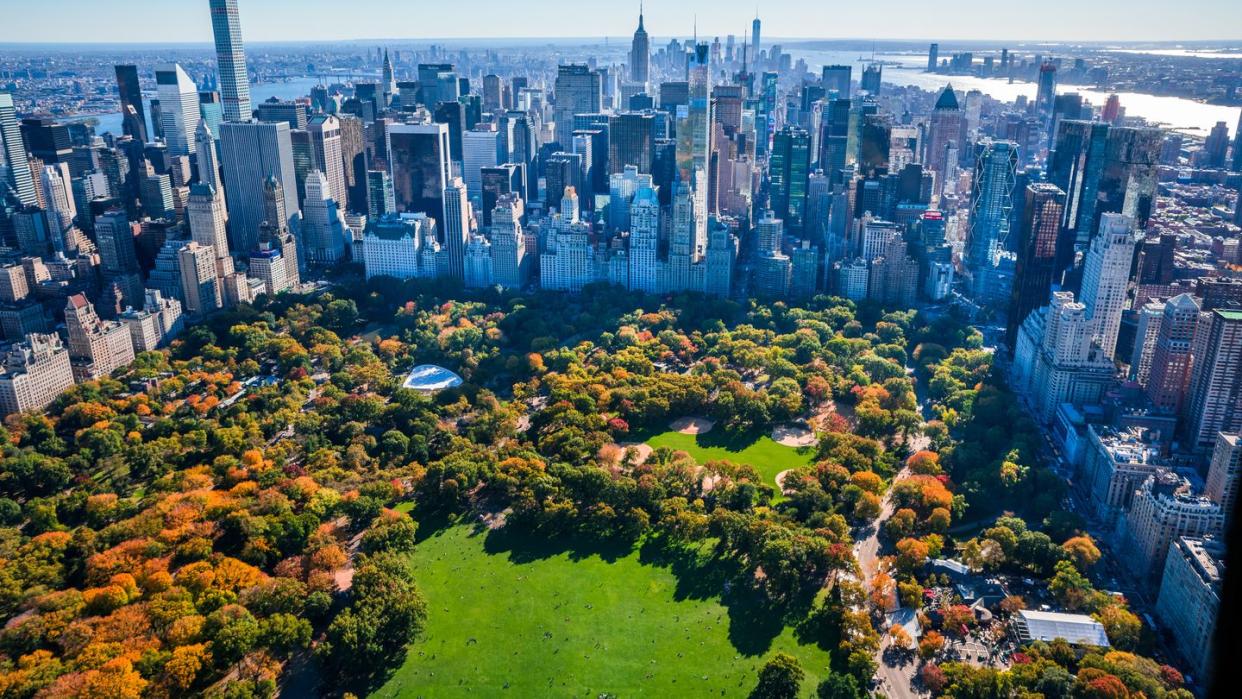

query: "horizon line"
left=2, top=36, right=1242, bottom=47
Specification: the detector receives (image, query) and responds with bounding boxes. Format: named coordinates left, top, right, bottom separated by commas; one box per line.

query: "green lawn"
left=370, top=525, right=836, bottom=698
left=644, top=429, right=817, bottom=489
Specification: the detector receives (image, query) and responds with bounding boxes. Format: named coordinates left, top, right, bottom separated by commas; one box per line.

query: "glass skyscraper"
left=209, top=0, right=253, bottom=122
left=114, top=65, right=148, bottom=142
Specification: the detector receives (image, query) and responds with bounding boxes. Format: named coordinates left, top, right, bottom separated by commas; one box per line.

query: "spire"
left=638, top=1, right=644, bottom=31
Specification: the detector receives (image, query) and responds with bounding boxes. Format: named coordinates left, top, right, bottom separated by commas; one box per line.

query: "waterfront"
left=790, top=49, right=1241, bottom=137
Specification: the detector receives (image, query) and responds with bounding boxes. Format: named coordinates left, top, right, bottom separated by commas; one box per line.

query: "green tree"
left=750, top=653, right=804, bottom=699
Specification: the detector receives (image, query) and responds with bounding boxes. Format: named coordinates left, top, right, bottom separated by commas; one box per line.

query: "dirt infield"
left=670, top=416, right=716, bottom=435
left=772, top=424, right=817, bottom=447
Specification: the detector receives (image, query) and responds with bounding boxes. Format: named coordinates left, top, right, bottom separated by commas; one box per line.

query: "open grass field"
left=369, top=525, right=836, bottom=698
left=644, top=429, right=818, bottom=489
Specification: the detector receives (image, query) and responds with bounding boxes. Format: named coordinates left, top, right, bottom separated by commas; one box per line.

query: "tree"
left=895, top=537, right=931, bottom=574
left=1062, top=535, right=1101, bottom=570
left=204, top=604, right=261, bottom=665
left=920, top=663, right=948, bottom=694
left=919, top=630, right=945, bottom=660
left=750, top=653, right=804, bottom=699
left=940, top=605, right=975, bottom=637
left=1094, top=605, right=1142, bottom=650
left=360, top=509, right=419, bottom=554
left=889, top=624, right=913, bottom=650
left=817, top=673, right=862, bottom=699
left=318, top=553, right=427, bottom=687
left=262, top=612, right=313, bottom=655
left=1048, top=560, right=1094, bottom=610
left=1080, top=674, right=1128, bottom=699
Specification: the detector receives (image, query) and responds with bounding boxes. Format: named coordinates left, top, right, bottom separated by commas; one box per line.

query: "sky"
left=2, top=0, right=1241, bottom=44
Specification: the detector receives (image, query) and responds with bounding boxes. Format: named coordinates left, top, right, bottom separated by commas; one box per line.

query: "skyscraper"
left=861, top=64, right=882, bottom=95
left=208, top=0, right=253, bottom=122
left=966, top=139, right=1018, bottom=282
left=1078, top=213, right=1137, bottom=360
left=630, top=6, right=650, bottom=84
left=1008, top=183, right=1066, bottom=347
left=155, top=64, right=198, bottom=156
left=1184, top=309, right=1242, bottom=450
left=821, top=66, right=851, bottom=98
left=609, top=112, right=655, bottom=175
left=306, top=115, right=346, bottom=203
left=678, top=44, right=713, bottom=177
left=1036, top=62, right=1057, bottom=115
left=927, top=43, right=939, bottom=71
left=751, top=14, right=761, bottom=57
left=114, top=65, right=148, bottom=143
left=442, top=177, right=470, bottom=280
left=386, top=122, right=451, bottom=227
left=381, top=49, right=397, bottom=108
left=218, top=120, right=298, bottom=253
left=301, top=171, right=348, bottom=265
left=925, top=85, right=964, bottom=187
left=1145, top=293, right=1200, bottom=412
left=195, top=120, right=223, bottom=196
left=554, top=65, right=602, bottom=147
left=0, top=94, right=37, bottom=206
left=1202, top=121, right=1229, bottom=169
left=1232, top=110, right=1242, bottom=173
left=770, top=126, right=811, bottom=231
left=188, top=183, right=229, bottom=257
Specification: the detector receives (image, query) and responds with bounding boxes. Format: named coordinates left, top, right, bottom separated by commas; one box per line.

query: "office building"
left=442, top=177, right=470, bottom=280
left=306, top=115, right=346, bottom=203
left=630, top=8, right=650, bottom=84
left=1078, top=213, right=1137, bottom=359
left=301, top=170, right=348, bottom=265
left=387, top=122, right=451, bottom=226
left=367, top=170, right=395, bottom=219
left=554, top=65, right=601, bottom=146
left=925, top=85, right=964, bottom=188
left=155, top=64, right=198, bottom=156
left=0, top=94, right=38, bottom=206
left=1008, top=183, right=1066, bottom=347
left=0, top=334, right=75, bottom=417
left=114, top=65, right=148, bottom=143
left=219, top=120, right=298, bottom=252
left=462, top=125, right=502, bottom=197
left=609, top=112, right=656, bottom=175
left=208, top=0, right=253, bottom=121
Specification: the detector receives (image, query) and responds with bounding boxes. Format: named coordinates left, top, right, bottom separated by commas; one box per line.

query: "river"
left=788, top=49, right=1240, bottom=138
left=65, top=54, right=1241, bottom=140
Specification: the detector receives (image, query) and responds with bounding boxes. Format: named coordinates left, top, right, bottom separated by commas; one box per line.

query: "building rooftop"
left=1016, top=610, right=1111, bottom=647
left=401, top=364, right=463, bottom=393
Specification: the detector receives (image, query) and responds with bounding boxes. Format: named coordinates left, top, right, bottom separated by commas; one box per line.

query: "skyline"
left=3, top=0, right=1242, bottom=44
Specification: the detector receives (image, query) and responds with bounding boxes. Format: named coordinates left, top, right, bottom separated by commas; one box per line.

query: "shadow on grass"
left=444, top=522, right=815, bottom=659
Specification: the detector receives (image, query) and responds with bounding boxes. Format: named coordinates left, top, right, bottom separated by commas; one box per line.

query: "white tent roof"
left=1016, top=609, right=1110, bottom=647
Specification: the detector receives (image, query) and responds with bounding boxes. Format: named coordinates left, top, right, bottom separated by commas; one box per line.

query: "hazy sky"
left=2, top=0, right=1241, bottom=44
